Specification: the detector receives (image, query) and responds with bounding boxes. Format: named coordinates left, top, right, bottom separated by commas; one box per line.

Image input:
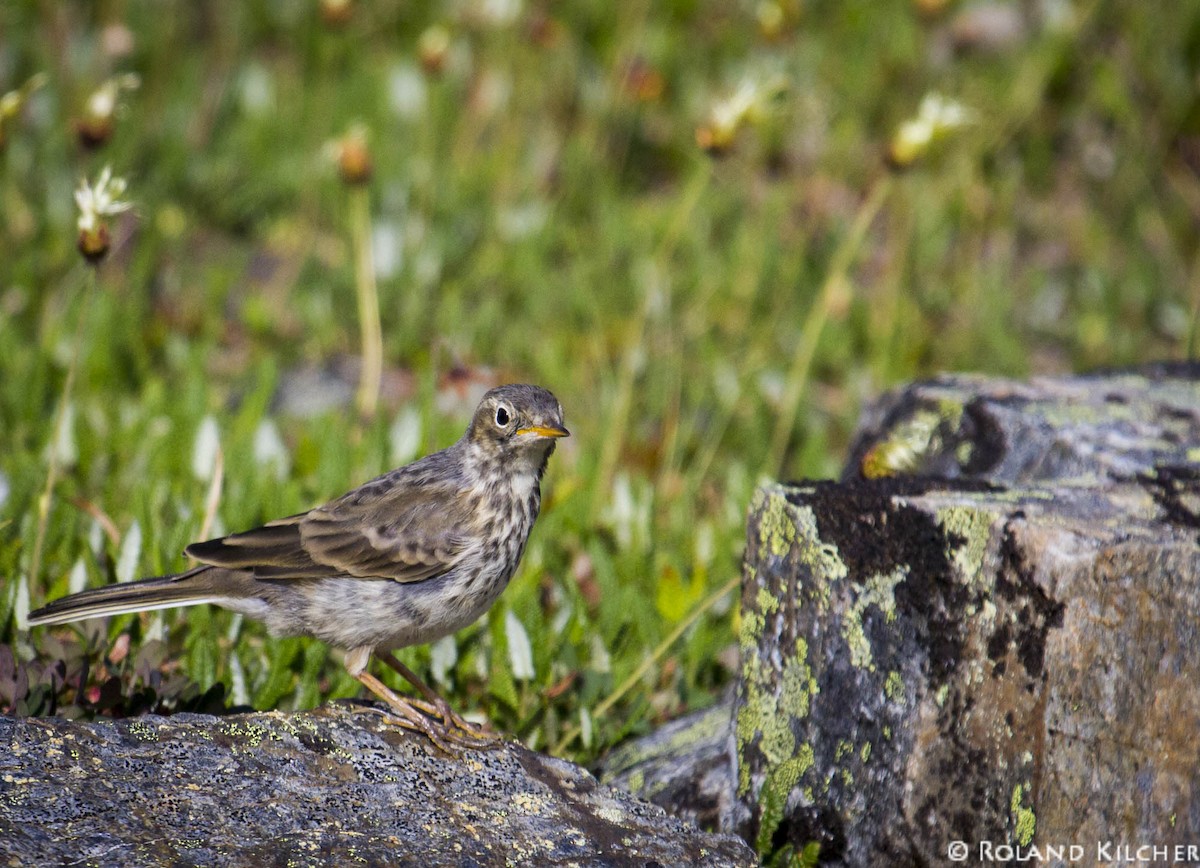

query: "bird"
left=27, top=384, right=568, bottom=751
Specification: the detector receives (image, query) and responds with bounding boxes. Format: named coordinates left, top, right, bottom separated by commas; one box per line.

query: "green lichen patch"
left=800, top=479, right=976, bottom=687
left=126, top=720, right=159, bottom=742
left=736, top=638, right=818, bottom=797
left=1010, top=782, right=1036, bottom=846
left=217, top=719, right=273, bottom=747
left=754, top=747, right=815, bottom=857
left=787, top=504, right=848, bottom=603
left=756, top=586, right=780, bottom=616
left=884, top=671, right=905, bottom=703
left=936, top=506, right=995, bottom=586
left=858, top=401, right=965, bottom=479
left=738, top=606, right=765, bottom=653
left=840, top=567, right=907, bottom=670
left=755, top=489, right=799, bottom=559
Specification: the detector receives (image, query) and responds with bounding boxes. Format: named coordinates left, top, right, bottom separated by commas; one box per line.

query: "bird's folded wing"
left=185, top=475, right=470, bottom=583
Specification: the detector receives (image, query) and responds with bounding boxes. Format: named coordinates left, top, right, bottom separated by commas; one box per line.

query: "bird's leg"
left=344, top=647, right=494, bottom=751
left=351, top=669, right=457, bottom=754
left=376, top=649, right=498, bottom=742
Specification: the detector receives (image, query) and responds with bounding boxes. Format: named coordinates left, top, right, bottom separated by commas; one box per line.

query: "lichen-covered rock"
left=600, top=695, right=736, bottom=832
left=607, top=367, right=1200, bottom=865
left=733, top=477, right=1200, bottom=864
left=844, top=363, right=1200, bottom=485
left=0, top=705, right=754, bottom=867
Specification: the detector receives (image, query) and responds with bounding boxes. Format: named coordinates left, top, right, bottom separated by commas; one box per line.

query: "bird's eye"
left=495, top=406, right=511, bottom=427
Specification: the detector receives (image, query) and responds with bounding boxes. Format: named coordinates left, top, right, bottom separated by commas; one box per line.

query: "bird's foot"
left=352, top=670, right=498, bottom=753
left=373, top=650, right=501, bottom=744
left=430, top=696, right=499, bottom=744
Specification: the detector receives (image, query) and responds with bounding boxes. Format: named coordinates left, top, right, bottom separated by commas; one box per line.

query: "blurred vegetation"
left=1, top=0, right=1198, bottom=777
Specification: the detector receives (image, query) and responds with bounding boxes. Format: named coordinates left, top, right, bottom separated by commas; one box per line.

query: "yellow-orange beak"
left=516, top=424, right=570, bottom=439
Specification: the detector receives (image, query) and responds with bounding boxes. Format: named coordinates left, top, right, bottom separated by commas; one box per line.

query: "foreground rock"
left=607, top=366, right=1200, bottom=865
left=0, top=704, right=754, bottom=867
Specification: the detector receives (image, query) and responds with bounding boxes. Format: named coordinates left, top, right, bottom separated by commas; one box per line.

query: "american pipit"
left=28, top=384, right=568, bottom=750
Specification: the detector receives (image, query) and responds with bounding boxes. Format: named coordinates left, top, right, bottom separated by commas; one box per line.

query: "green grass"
left=1, top=0, right=1198, bottom=764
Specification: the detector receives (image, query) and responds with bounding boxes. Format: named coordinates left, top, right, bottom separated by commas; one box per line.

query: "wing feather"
left=184, top=468, right=471, bottom=583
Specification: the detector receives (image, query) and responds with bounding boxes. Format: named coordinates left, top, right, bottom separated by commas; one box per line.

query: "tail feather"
left=26, top=567, right=221, bottom=626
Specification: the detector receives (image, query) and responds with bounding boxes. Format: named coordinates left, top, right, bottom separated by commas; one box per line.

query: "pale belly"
left=220, top=563, right=513, bottom=652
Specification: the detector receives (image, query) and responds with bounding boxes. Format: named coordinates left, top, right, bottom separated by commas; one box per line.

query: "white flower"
left=710, top=79, right=764, bottom=134
left=84, top=73, right=140, bottom=121
left=75, top=166, right=133, bottom=234
left=889, top=92, right=976, bottom=167
left=697, top=74, right=787, bottom=153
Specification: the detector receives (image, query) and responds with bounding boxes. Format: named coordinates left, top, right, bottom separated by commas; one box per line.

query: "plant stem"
left=767, top=175, right=891, bottom=476
left=27, top=269, right=95, bottom=607
left=350, top=185, right=383, bottom=420
left=591, top=163, right=711, bottom=516
left=196, top=444, right=225, bottom=545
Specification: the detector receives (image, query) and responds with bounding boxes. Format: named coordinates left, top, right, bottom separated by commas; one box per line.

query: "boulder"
left=0, top=704, right=755, bottom=867
left=599, top=694, right=735, bottom=833
left=606, top=366, right=1200, bottom=865
left=844, top=364, right=1200, bottom=486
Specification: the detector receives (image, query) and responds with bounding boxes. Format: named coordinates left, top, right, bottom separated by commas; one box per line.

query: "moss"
left=1010, top=782, right=1036, bottom=847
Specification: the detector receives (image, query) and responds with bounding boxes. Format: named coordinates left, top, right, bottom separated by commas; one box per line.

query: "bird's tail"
left=27, top=567, right=224, bottom=626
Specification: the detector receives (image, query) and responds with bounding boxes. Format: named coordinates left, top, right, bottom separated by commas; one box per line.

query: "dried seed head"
left=319, top=0, right=354, bottom=27
left=328, top=125, right=373, bottom=186
left=418, top=25, right=452, bottom=75
left=77, top=223, right=112, bottom=264
left=0, top=72, right=48, bottom=151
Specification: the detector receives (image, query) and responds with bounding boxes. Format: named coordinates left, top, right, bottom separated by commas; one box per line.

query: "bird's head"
left=467, top=384, right=568, bottom=466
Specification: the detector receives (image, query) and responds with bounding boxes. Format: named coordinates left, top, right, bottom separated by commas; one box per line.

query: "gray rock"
left=733, top=477, right=1200, bottom=863
left=844, top=364, right=1200, bottom=486
left=0, top=704, right=755, bottom=867
left=607, top=366, right=1200, bottom=865
left=600, top=696, right=735, bottom=833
